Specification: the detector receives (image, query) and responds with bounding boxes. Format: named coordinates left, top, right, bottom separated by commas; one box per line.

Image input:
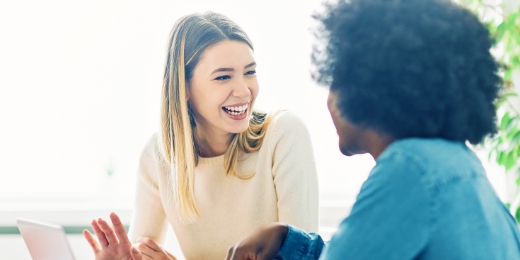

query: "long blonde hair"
left=160, top=12, right=274, bottom=224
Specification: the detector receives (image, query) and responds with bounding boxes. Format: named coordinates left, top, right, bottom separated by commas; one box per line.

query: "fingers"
left=83, top=229, right=100, bottom=253
left=91, top=219, right=109, bottom=248
left=134, top=243, right=153, bottom=259
left=136, top=237, right=161, bottom=252
left=226, top=243, right=238, bottom=260
left=97, top=218, right=119, bottom=246
left=134, top=238, right=177, bottom=260
left=226, top=246, right=232, bottom=260
left=134, top=243, right=156, bottom=259
left=130, top=247, right=143, bottom=260
left=166, top=250, right=178, bottom=260
left=109, top=212, right=130, bottom=246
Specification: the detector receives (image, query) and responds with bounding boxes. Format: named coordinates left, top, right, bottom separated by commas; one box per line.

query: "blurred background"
left=0, top=0, right=513, bottom=259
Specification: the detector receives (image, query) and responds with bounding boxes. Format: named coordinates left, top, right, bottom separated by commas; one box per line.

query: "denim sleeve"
left=278, top=151, right=432, bottom=260
left=319, top=151, right=432, bottom=259
left=276, top=225, right=326, bottom=260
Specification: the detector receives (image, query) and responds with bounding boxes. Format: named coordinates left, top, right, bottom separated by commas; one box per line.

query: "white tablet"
left=17, top=218, right=76, bottom=260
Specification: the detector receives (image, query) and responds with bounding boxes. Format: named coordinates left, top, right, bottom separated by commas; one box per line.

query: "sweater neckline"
left=198, top=154, right=225, bottom=166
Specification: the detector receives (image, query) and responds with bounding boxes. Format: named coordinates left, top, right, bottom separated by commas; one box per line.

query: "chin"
left=340, top=150, right=355, bottom=157
left=228, top=124, right=249, bottom=134
left=339, top=145, right=357, bottom=157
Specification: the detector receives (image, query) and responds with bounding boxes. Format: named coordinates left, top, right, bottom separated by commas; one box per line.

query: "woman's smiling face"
left=187, top=40, right=259, bottom=136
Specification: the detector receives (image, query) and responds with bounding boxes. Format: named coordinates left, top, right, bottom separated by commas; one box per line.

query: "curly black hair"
left=312, top=0, right=502, bottom=144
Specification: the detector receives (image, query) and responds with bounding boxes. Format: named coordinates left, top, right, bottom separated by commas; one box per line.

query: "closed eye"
left=214, top=75, right=231, bottom=80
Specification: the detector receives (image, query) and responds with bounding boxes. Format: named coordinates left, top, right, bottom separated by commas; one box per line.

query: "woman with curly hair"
left=226, top=0, right=520, bottom=259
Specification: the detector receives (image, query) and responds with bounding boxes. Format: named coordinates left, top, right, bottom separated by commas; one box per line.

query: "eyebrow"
left=210, top=62, right=256, bottom=75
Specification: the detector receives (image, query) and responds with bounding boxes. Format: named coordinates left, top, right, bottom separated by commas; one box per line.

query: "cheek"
left=190, top=93, right=220, bottom=119
left=329, top=106, right=343, bottom=132
left=331, top=112, right=358, bottom=155
left=338, top=127, right=357, bottom=156
left=248, top=79, right=259, bottom=97
left=192, top=86, right=223, bottom=107
left=338, top=127, right=351, bottom=146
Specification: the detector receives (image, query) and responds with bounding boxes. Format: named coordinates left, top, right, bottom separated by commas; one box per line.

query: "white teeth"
left=224, top=103, right=249, bottom=115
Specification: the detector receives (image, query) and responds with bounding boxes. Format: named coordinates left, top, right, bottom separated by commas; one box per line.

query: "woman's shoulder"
left=262, top=110, right=313, bottom=148
left=140, top=132, right=165, bottom=163
left=266, top=110, right=310, bottom=135
left=138, top=132, right=172, bottom=180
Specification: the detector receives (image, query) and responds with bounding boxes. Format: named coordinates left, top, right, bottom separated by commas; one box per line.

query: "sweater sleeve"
left=127, top=135, right=169, bottom=244
left=270, top=112, right=319, bottom=233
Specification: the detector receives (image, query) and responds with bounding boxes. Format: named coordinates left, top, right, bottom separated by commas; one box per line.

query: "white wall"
left=0, top=0, right=374, bottom=210
left=0, top=0, right=512, bottom=258
left=0, top=0, right=510, bottom=220
left=0, top=3, right=371, bottom=257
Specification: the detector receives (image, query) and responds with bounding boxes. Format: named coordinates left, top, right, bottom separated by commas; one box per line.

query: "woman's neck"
left=365, top=130, right=395, bottom=160
left=193, top=125, right=233, bottom=158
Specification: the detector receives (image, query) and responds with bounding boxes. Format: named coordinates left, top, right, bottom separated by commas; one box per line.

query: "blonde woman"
left=83, top=11, right=319, bottom=260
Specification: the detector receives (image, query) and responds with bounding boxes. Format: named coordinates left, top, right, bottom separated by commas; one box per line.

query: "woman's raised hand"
left=134, top=237, right=177, bottom=260
left=83, top=212, right=142, bottom=260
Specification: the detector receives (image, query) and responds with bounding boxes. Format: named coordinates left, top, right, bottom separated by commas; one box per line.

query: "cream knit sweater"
left=127, top=111, right=319, bottom=260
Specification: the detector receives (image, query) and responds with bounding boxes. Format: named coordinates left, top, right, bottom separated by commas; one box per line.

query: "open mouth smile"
left=222, top=103, right=249, bottom=116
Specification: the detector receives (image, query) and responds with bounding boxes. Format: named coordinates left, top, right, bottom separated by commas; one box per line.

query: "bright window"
left=0, top=0, right=373, bottom=213
left=0, top=0, right=505, bottom=222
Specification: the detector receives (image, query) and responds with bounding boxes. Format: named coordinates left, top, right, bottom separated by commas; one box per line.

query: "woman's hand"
left=83, top=212, right=143, bottom=260
left=134, top=237, right=177, bottom=260
left=225, top=222, right=289, bottom=260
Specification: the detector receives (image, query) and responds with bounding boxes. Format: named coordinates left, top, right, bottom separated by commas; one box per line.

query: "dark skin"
left=326, top=90, right=394, bottom=160
left=225, top=90, right=394, bottom=260
left=225, top=222, right=289, bottom=260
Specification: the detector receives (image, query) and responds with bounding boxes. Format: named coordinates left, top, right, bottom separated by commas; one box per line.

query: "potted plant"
left=459, top=0, right=520, bottom=222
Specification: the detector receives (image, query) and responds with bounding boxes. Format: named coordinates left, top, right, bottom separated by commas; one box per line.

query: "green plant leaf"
left=498, top=92, right=519, bottom=106
left=510, top=131, right=520, bottom=146
left=512, top=145, right=519, bottom=165
left=493, top=136, right=503, bottom=147
left=506, top=127, right=520, bottom=140
left=506, top=37, right=516, bottom=53
left=495, top=22, right=507, bottom=41
left=461, top=2, right=520, bottom=222
left=512, top=55, right=520, bottom=67
left=507, top=119, right=518, bottom=132
left=500, top=112, right=512, bottom=130
left=505, top=151, right=516, bottom=171
left=488, top=148, right=495, bottom=161
left=497, top=151, right=506, bottom=165
left=517, top=145, right=520, bottom=161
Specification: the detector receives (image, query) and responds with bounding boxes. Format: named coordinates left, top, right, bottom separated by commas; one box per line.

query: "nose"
left=232, top=76, right=251, bottom=99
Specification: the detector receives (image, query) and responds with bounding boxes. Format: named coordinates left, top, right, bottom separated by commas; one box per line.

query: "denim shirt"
left=277, top=138, right=520, bottom=260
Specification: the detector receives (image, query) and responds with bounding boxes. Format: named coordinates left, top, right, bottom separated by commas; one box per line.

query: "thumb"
left=131, top=247, right=143, bottom=260
left=165, top=250, right=178, bottom=260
